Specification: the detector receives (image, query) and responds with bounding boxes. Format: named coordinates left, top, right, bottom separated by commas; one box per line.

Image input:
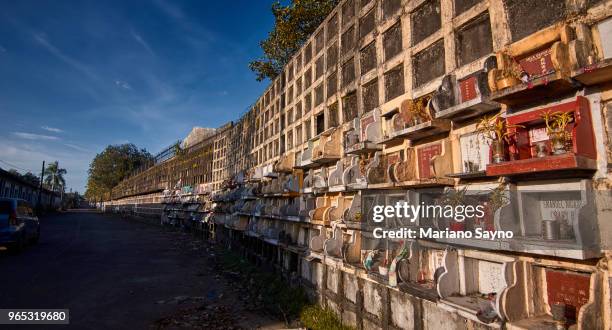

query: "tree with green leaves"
left=5, top=169, right=41, bottom=187
left=249, top=0, right=339, bottom=81
left=44, top=161, right=67, bottom=192
left=84, top=179, right=105, bottom=202
left=84, top=144, right=153, bottom=201
left=21, top=172, right=41, bottom=187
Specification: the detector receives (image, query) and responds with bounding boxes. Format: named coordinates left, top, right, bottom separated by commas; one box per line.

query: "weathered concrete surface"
left=344, top=272, right=359, bottom=303
left=389, top=289, right=415, bottom=330
left=363, top=279, right=383, bottom=316
left=422, top=300, right=465, bottom=330
left=327, top=266, right=341, bottom=294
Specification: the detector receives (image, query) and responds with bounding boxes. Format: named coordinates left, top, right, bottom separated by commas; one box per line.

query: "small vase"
left=412, top=117, right=421, bottom=127
left=542, top=220, right=560, bottom=240
left=549, top=129, right=569, bottom=155
left=491, top=140, right=505, bottom=163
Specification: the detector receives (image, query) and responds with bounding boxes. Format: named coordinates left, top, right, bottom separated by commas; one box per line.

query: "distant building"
left=181, top=127, right=217, bottom=149
left=0, top=168, right=61, bottom=209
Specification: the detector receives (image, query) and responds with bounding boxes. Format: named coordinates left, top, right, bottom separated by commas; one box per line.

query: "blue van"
left=0, top=198, right=40, bottom=253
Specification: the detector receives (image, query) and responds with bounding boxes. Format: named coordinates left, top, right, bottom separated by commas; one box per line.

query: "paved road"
left=0, top=211, right=262, bottom=329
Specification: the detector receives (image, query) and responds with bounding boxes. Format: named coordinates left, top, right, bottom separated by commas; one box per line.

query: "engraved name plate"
left=418, top=144, right=442, bottom=179
left=519, top=48, right=555, bottom=79
left=460, top=132, right=489, bottom=173
left=546, top=269, right=590, bottom=319
left=539, top=199, right=581, bottom=221
left=529, top=127, right=549, bottom=143
left=459, top=75, right=478, bottom=103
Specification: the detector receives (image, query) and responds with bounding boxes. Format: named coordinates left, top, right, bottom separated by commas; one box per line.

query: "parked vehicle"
left=0, top=198, right=40, bottom=253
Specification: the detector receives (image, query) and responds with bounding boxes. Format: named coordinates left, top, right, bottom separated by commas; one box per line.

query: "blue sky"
left=0, top=0, right=274, bottom=193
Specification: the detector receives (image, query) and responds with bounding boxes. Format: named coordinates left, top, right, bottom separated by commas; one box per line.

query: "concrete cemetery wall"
left=108, top=0, right=612, bottom=328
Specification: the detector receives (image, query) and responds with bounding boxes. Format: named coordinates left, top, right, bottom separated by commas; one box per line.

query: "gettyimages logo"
left=372, top=201, right=486, bottom=223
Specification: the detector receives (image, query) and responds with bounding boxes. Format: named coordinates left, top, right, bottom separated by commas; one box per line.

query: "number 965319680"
left=1, top=309, right=69, bottom=324
left=9, top=311, right=65, bottom=321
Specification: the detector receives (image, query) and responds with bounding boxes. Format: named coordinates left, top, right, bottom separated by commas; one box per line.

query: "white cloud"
left=130, top=29, right=155, bottom=56
left=41, top=126, right=63, bottom=133
left=115, top=80, right=132, bottom=90
left=32, top=33, right=98, bottom=81
left=12, top=132, right=60, bottom=141
left=63, top=143, right=90, bottom=153
left=153, top=0, right=184, bottom=20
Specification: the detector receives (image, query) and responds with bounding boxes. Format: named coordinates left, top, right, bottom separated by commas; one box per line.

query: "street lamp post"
left=37, top=160, right=45, bottom=210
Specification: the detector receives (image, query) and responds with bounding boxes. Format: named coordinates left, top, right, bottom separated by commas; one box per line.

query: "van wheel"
left=9, top=235, right=25, bottom=255
left=31, top=228, right=40, bottom=244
